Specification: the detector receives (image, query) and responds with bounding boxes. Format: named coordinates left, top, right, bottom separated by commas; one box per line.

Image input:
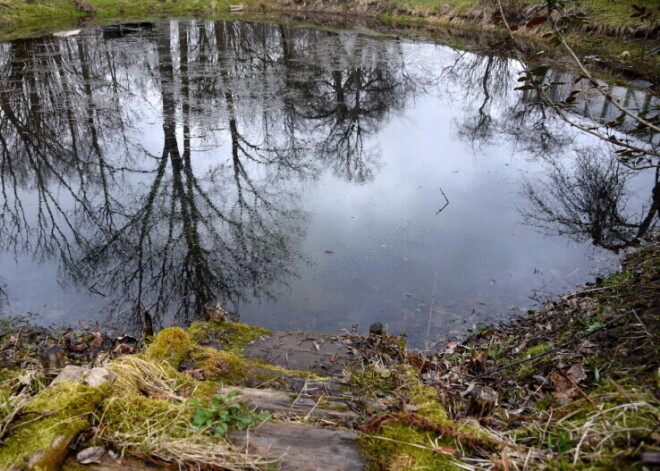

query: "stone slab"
left=220, top=386, right=358, bottom=421
left=230, top=421, right=364, bottom=471
left=242, top=331, right=356, bottom=377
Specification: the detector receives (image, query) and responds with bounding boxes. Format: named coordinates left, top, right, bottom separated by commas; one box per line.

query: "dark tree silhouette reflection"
left=442, top=52, right=571, bottom=155
left=0, top=20, right=422, bottom=332
left=442, top=51, right=658, bottom=252
left=520, top=148, right=659, bottom=252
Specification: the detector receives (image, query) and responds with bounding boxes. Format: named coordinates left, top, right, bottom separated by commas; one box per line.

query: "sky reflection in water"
left=0, top=20, right=656, bottom=347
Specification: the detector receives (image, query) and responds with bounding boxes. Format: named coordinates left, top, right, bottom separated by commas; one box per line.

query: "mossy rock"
left=146, top=327, right=195, bottom=368
left=191, top=347, right=250, bottom=383
left=0, top=381, right=107, bottom=470
left=188, top=321, right=271, bottom=353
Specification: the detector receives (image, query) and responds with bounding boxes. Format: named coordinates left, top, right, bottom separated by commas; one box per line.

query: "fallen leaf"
left=567, top=363, right=587, bottom=385
left=77, top=446, right=104, bottom=464
left=68, top=343, right=88, bottom=352
left=554, top=390, right=574, bottom=404
left=113, top=343, right=134, bottom=355
left=461, top=382, right=476, bottom=397
left=185, top=368, right=205, bottom=380
left=444, top=340, right=458, bottom=355
left=330, top=353, right=339, bottom=362
left=549, top=370, right=572, bottom=393
left=577, top=340, right=597, bottom=354
left=130, top=451, right=178, bottom=468
left=90, top=331, right=103, bottom=348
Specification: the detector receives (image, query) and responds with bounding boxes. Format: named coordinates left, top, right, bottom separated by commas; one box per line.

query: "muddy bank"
left=0, top=238, right=658, bottom=469
left=0, top=0, right=658, bottom=77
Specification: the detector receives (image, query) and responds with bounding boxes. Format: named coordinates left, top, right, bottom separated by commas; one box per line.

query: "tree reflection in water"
left=0, top=21, right=421, bottom=332
left=442, top=51, right=572, bottom=156
left=520, top=149, right=659, bottom=252
left=442, top=51, right=657, bottom=253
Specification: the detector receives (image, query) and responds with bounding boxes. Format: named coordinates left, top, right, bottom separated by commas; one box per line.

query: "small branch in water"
left=435, top=187, right=449, bottom=215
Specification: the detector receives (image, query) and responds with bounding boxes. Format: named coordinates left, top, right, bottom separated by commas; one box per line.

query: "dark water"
left=0, top=20, right=657, bottom=347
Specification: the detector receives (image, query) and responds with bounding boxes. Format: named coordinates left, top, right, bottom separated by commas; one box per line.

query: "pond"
left=0, top=19, right=657, bottom=348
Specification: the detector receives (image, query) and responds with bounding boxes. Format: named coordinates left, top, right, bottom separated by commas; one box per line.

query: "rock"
left=52, top=29, right=81, bottom=38
left=86, top=368, right=117, bottom=387
left=230, top=422, right=364, bottom=471
left=242, top=331, right=354, bottom=377
left=219, top=386, right=358, bottom=422
left=244, top=366, right=345, bottom=395
left=38, top=344, right=67, bottom=374
left=629, top=79, right=652, bottom=89
left=51, top=366, right=116, bottom=388
left=368, top=322, right=384, bottom=336
left=76, top=446, right=104, bottom=464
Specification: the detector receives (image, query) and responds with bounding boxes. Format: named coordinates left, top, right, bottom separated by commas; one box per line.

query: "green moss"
left=143, top=323, right=322, bottom=390
left=525, top=342, right=552, bottom=358
left=188, top=321, right=270, bottom=354
left=191, top=347, right=249, bottom=383
left=408, top=384, right=449, bottom=423
left=0, top=381, right=107, bottom=470
left=187, top=321, right=210, bottom=343
left=348, top=363, right=398, bottom=399
left=358, top=422, right=462, bottom=470
left=248, top=361, right=323, bottom=379
left=146, top=327, right=195, bottom=368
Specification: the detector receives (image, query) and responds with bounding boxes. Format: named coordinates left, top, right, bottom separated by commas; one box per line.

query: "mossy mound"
left=359, top=421, right=463, bottom=471
left=191, top=347, right=250, bottom=383
left=146, top=323, right=317, bottom=389
left=188, top=321, right=271, bottom=354
left=146, top=327, right=195, bottom=368
left=0, top=381, right=107, bottom=470
left=100, top=394, right=194, bottom=447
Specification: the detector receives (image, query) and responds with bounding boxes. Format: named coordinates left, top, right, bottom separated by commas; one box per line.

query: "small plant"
left=547, top=430, right=572, bottom=453
left=189, top=391, right=269, bottom=437
left=606, top=270, right=636, bottom=284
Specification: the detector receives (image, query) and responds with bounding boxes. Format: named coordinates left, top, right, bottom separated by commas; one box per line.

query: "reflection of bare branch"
left=520, top=148, right=658, bottom=252
left=494, top=0, right=659, bottom=165
left=443, top=51, right=572, bottom=155
left=0, top=20, right=430, bottom=331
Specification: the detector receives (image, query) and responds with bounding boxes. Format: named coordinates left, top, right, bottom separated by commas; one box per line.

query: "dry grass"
left=98, top=356, right=274, bottom=470
left=105, top=355, right=193, bottom=401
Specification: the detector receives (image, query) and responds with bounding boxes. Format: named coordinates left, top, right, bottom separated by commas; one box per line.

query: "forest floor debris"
left=0, top=238, right=658, bottom=469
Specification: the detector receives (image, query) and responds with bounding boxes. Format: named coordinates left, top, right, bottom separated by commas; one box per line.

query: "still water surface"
left=0, top=20, right=656, bottom=347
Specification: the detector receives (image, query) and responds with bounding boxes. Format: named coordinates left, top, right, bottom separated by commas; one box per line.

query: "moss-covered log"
left=0, top=381, right=108, bottom=470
